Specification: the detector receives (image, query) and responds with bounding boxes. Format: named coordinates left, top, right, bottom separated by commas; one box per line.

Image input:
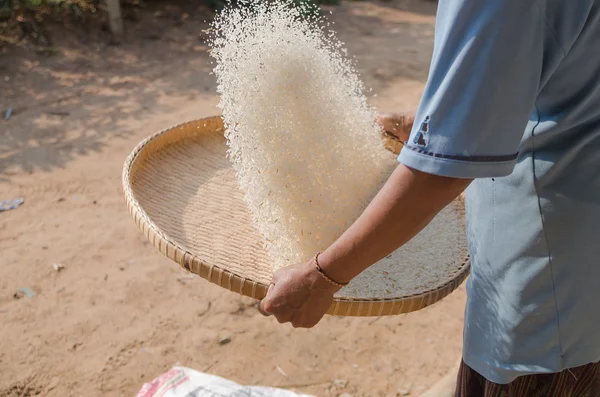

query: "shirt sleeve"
left=398, top=0, right=546, bottom=179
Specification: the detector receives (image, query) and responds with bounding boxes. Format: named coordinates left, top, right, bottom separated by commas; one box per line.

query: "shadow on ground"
left=0, top=0, right=436, bottom=180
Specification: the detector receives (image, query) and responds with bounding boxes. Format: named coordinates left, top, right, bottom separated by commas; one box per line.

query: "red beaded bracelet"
left=314, top=252, right=349, bottom=288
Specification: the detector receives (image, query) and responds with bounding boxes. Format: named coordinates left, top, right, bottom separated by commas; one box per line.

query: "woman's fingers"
left=377, top=112, right=415, bottom=142
left=257, top=304, right=272, bottom=317
left=258, top=283, right=275, bottom=316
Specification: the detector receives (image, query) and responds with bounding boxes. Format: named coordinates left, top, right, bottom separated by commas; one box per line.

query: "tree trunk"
left=105, top=0, right=123, bottom=36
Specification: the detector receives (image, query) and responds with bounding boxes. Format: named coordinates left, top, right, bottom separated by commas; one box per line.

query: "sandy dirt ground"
left=0, top=1, right=466, bottom=396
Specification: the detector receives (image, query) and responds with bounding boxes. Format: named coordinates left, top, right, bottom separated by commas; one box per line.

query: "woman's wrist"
left=303, top=255, right=343, bottom=294
left=314, top=246, right=359, bottom=288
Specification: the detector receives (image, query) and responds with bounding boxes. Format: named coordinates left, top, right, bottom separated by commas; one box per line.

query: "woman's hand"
left=377, top=112, right=415, bottom=142
left=259, top=259, right=339, bottom=328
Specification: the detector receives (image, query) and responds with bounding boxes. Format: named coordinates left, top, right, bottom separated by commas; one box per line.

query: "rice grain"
left=209, top=0, right=397, bottom=270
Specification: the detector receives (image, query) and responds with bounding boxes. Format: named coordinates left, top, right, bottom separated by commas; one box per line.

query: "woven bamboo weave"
left=122, top=116, right=470, bottom=317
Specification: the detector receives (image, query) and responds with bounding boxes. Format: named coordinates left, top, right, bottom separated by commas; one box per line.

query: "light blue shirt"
left=398, top=0, right=600, bottom=384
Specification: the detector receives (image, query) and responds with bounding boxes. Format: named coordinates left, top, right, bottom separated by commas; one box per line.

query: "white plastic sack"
left=136, top=366, right=315, bottom=397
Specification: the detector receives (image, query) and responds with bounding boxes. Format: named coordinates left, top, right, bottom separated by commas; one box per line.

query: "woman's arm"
left=319, top=163, right=470, bottom=284
left=259, top=163, right=471, bottom=328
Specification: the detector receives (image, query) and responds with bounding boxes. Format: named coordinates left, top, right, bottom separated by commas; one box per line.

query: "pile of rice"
left=208, top=0, right=397, bottom=270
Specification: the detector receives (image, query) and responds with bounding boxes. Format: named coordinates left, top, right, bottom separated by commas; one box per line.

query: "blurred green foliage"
left=208, top=0, right=340, bottom=13
left=0, top=0, right=342, bottom=48
left=1, top=0, right=340, bottom=22
left=0, top=0, right=101, bottom=22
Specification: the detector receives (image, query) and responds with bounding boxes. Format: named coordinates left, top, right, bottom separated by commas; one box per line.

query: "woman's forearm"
left=318, top=163, right=472, bottom=284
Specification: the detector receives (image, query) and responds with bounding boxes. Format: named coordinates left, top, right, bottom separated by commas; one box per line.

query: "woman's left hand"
left=377, top=112, right=415, bottom=142
left=259, top=260, right=339, bottom=328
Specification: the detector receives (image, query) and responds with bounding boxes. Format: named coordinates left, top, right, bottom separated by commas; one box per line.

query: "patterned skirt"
left=455, top=360, right=600, bottom=397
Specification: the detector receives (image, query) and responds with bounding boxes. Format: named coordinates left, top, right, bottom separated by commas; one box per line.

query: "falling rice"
left=208, top=0, right=397, bottom=271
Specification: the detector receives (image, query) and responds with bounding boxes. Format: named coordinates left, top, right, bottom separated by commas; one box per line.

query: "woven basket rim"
left=122, top=116, right=470, bottom=316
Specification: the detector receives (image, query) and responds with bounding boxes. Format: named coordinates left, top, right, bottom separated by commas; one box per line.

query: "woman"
left=260, top=1, right=600, bottom=395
